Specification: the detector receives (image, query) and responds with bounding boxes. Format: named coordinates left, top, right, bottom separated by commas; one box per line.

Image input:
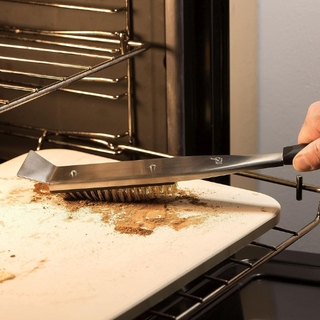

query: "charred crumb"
left=32, top=182, right=52, bottom=202
left=114, top=225, right=153, bottom=236
left=33, top=182, right=50, bottom=195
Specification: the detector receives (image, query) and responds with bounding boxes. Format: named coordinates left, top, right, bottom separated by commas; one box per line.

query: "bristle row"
left=64, top=183, right=177, bottom=202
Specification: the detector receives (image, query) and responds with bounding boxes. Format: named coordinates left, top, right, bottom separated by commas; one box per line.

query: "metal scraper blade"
left=17, top=150, right=56, bottom=183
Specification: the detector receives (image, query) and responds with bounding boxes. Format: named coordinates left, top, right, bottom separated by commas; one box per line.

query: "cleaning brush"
left=18, top=150, right=180, bottom=201
left=17, top=144, right=307, bottom=202
left=64, top=183, right=178, bottom=202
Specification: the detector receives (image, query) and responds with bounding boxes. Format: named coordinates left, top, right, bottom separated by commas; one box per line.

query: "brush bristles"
left=63, top=183, right=177, bottom=202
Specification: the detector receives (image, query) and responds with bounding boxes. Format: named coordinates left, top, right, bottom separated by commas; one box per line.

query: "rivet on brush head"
left=150, top=164, right=156, bottom=172
left=70, top=170, right=77, bottom=177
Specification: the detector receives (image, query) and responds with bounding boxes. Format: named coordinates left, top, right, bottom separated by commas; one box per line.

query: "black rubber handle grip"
left=283, top=144, right=308, bottom=165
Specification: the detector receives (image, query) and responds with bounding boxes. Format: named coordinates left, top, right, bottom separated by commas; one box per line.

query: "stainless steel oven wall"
left=131, top=0, right=167, bottom=155
left=165, top=0, right=186, bottom=157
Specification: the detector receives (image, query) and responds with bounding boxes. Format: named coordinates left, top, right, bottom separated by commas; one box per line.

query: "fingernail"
left=293, top=153, right=313, bottom=171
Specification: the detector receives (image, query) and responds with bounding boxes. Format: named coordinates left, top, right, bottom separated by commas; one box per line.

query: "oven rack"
left=0, top=121, right=174, bottom=158
left=0, top=0, right=149, bottom=144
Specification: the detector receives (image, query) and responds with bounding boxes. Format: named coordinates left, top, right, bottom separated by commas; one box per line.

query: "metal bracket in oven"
left=237, top=172, right=320, bottom=201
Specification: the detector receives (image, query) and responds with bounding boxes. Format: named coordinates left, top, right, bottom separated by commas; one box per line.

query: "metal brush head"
left=63, top=183, right=178, bottom=202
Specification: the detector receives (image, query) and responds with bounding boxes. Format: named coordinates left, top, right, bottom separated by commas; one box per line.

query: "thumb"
left=293, top=139, right=320, bottom=171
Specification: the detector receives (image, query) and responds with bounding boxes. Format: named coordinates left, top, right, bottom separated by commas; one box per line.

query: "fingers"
left=294, top=101, right=320, bottom=171
left=293, top=139, right=320, bottom=171
left=298, top=101, right=320, bottom=144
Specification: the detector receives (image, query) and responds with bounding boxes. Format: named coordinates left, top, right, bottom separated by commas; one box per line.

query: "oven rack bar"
left=0, top=41, right=116, bottom=57
left=0, top=25, right=141, bottom=49
left=146, top=206, right=320, bottom=319
left=0, top=69, right=127, bottom=84
left=1, top=0, right=125, bottom=14
left=0, top=81, right=127, bottom=100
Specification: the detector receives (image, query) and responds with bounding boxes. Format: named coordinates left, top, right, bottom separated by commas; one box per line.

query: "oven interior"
left=0, top=0, right=168, bottom=162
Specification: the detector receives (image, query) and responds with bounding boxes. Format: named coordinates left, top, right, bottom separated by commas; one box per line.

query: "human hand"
left=293, top=101, right=320, bottom=171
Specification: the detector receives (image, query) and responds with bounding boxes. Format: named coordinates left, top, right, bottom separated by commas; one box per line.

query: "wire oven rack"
left=0, top=0, right=149, bottom=145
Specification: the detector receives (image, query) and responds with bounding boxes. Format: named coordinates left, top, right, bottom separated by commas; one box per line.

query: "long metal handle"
left=17, top=151, right=284, bottom=193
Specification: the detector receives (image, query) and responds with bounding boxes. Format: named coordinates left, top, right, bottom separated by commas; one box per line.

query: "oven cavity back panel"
left=0, top=149, right=280, bottom=320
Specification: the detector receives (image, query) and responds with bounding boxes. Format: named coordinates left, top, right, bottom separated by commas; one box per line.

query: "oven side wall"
left=230, top=0, right=258, bottom=191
